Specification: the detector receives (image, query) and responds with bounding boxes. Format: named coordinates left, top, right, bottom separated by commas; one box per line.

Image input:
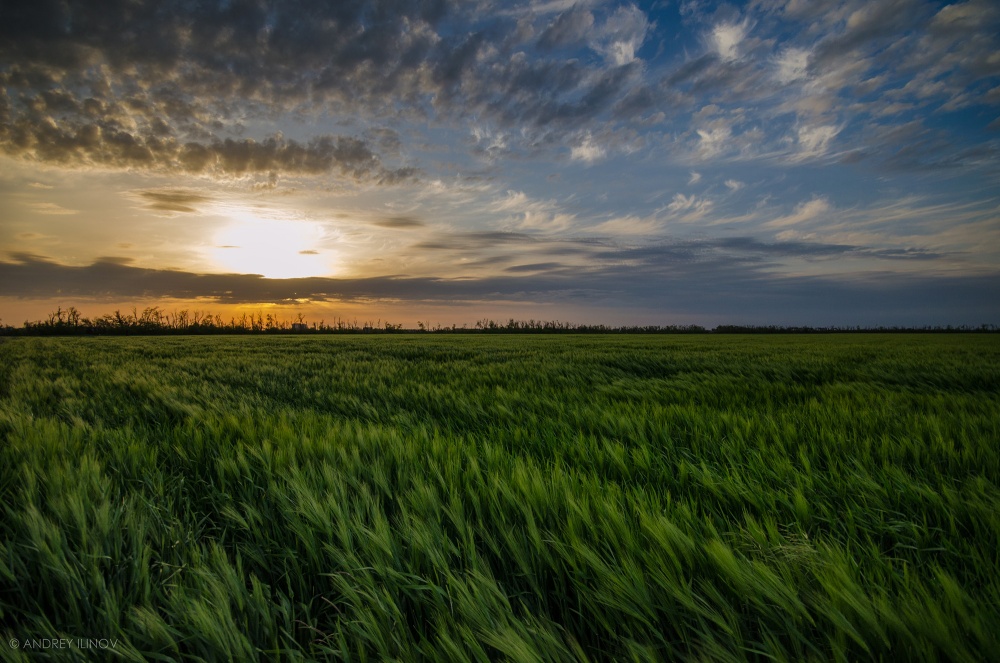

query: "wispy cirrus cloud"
left=25, top=202, right=79, bottom=215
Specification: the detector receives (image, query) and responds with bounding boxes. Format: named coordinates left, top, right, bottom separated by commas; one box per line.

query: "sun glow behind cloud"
left=209, top=214, right=333, bottom=280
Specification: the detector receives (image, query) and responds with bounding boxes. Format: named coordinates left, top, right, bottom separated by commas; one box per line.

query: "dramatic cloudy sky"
left=1, top=0, right=998, bottom=326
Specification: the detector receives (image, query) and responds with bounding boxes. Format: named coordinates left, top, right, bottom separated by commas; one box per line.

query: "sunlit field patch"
left=1, top=334, right=998, bottom=661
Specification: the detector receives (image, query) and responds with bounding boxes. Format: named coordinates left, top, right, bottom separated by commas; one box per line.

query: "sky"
left=1, top=0, right=999, bottom=328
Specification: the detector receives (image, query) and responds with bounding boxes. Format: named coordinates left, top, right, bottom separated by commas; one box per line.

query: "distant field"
left=1, top=335, right=998, bottom=661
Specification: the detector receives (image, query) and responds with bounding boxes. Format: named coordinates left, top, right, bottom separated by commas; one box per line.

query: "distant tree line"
left=711, top=324, right=999, bottom=334
left=0, top=307, right=996, bottom=336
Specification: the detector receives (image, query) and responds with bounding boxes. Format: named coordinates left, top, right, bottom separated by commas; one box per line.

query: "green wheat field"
left=1, top=334, right=998, bottom=662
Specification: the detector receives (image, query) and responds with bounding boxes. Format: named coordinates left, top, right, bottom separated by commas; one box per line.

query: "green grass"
left=1, top=334, right=998, bottom=661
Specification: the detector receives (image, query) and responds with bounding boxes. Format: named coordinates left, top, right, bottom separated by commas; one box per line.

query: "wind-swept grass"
left=1, top=335, right=998, bottom=661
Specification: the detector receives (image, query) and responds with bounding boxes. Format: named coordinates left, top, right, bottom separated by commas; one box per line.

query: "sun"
left=209, top=216, right=333, bottom=279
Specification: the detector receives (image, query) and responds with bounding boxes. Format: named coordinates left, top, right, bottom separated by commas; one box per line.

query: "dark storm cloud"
left=2, top=252, right=997, bottom=325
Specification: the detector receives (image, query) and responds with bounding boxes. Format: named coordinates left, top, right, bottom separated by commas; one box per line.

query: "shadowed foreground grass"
left=0, top=334, right=998, bottom=661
